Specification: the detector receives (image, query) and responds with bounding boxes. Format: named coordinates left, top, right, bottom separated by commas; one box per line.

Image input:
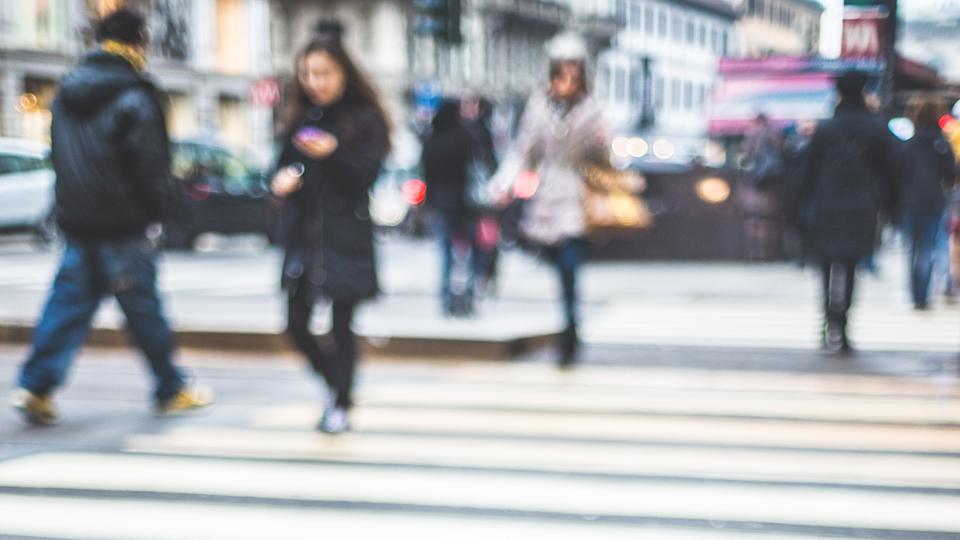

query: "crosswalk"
left=1, top=359, right=959, bottom=539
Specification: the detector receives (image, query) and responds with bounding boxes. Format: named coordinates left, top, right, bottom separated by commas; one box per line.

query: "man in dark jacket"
left=794, top=71, right=901, bottom=353
left=11, top=8, right=212, bottom=426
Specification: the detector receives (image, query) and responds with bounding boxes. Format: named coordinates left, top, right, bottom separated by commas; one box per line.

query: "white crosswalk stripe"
left=1, top=361, right=959, bottom=539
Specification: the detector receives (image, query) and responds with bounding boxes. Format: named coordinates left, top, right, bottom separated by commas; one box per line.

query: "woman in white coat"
left=512, top=34, right=607, bottom=367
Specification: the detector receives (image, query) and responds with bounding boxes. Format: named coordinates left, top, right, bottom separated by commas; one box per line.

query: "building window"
left=710, top=27, right=719, bottom=53
left=615, top=66, right=628, bottom=104
left=683, top=81, right=693, bottom=110
left=686, top=20, right=695, bottom=44
left=645, top=5, right=655, bottom=34
left=216, top=0, right=249, bottom=74
left=658, top=11, right=668, bottom=38
left=672, top=13, right=683, bottom=42
left=670, top=79, right=681, bottom=110
left=722, top=30, right=729, bottom=56
left=699, top=23, right=707, bottom=47
left=748, top=0, right=756, bottom=15
left=630, top=0, right=642, bottom=31
left=654, top=76, right=665, bottom=109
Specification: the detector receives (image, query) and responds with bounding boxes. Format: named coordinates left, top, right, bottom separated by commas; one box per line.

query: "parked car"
left=0, top=138, right=57, bottom=245
left=164, top=139, right=274, bottom=249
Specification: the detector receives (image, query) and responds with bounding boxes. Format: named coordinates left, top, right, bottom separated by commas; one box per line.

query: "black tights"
left=821, top=260, right=857, bottom=330
left=286, top=286, right=357, bottom=408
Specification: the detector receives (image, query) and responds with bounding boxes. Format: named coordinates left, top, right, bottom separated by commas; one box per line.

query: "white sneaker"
left=318, top=406, right=350, bottom=434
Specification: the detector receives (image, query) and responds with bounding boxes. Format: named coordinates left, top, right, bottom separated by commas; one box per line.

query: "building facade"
left=0, top=0, right=275, bottom=165
left=599, top=0, right=737, bottom=162
left=733, top=0, right=822, bottom=57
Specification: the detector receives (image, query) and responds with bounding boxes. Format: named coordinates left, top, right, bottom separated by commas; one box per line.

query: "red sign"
left=841, top=8, right=885, bottom=60
left=249, top=78, right=280, bottom=107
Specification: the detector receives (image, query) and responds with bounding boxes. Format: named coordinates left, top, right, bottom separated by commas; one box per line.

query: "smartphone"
left=295, top=127, right=327, bottom=143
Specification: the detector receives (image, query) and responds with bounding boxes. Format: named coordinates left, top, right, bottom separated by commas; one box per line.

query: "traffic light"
left=413, top=0, right=461, bottom=44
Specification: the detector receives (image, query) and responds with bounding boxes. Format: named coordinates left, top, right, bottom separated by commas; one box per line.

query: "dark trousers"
left=18, top=238, right=185, bottom=402
left=286, top=285, right=357, bottom=408
left=821, top=260, right=857, bottom=330
left=542, top=239, right=584, bottom=330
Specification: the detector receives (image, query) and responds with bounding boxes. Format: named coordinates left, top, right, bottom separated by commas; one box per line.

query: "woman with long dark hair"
left=271, top=33, right=390, bottom=433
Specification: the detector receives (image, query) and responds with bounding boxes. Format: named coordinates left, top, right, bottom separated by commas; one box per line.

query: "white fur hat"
left=545, top=32, right=589, bottom=61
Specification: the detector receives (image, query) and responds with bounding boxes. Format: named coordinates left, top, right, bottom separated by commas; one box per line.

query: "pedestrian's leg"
left=330, top=300, right=358, bottom=409
left=555, top=239, right=583, bottom=366
left=106, top=240, right=185, bottom=402
left=840, top=261, right=857, bottom=349
left=285, top=284, right=338, bottom=391
left=18, top=242, right=103, bottom=396
left=439, top=216, right=454, bottom=312
left=912, top=216, right=940, bottom=308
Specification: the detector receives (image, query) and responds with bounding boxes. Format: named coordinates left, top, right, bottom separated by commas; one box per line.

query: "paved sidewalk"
left=0, top=236, right=957, bottom=355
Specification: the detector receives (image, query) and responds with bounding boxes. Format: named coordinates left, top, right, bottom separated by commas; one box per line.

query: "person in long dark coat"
left=271, top=34, right=390, bottom=433
left=901, top=95, right=957, bottom=310
left=794, top=71, right=901, bottom=353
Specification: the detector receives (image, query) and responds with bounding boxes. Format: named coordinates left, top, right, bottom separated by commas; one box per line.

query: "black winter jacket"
left=902, top=126, right=957, bottom=216
left=51, top=51, right=178, bottom=241
left=795, top=100, right=902, bottom=261
left=422, top=102, right=475, bottom=219
left=276, top=101, right=389, bottom=303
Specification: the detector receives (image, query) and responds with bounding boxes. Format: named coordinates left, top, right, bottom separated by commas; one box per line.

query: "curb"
left=0, top=324, right=559, bottom=360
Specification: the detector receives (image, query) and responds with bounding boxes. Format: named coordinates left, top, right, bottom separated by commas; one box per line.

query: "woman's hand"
left=271, top=163, right=305, bottom=198
left=294, top=132, right=339, bottom=159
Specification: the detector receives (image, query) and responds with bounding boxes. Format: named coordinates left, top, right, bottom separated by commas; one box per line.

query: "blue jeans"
left=18, top=237, right=185, bottom=401
left=905, top=212, right=943, bottom=307
left=438, top=214, right=476, bottom=308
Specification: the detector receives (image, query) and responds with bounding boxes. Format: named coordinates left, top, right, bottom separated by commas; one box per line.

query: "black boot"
left=557, top=325, right=579, bottom=368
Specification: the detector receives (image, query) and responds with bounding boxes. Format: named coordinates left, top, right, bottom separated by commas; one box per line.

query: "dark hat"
left=95, top=8, right=147, bottom=45
left=836, top=71, right=868, bottom=99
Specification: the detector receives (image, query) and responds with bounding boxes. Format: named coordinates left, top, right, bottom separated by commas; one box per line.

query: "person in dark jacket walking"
left=271, top=32, right=390, bottom=434
left=794, top=72, right=901, bottom=353
left=422, top=99, right=481, bottom=316
left=901, top=95, right=958, bottom=309
left=11, top=8, right=213, bottom=426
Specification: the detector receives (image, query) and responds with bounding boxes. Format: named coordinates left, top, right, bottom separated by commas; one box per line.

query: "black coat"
left=902, top=127, right=957, bottom=216
left=276, top=101, right=388, bottom=303
left=795, top=101, right=901, bottom=261
left=422, top=103, right=475, bottom=219
left=50, top=51, right=179, bottom=241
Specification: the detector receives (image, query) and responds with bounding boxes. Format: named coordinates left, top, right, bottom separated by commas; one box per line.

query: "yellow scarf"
left=101, top=39, right=147, bottom=72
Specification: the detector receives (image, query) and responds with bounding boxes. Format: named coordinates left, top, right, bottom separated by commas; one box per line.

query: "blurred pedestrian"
left=901, top=95, right=958, bottom=309
left=11, top=8, right=213, bottom=426
left=739, top=113, right=785, bottom=261
left=461, top=95, right=501, bottom=298
left=271, top=32, right=390, bottom=434
left=793, top=72, right=901, bottom=353
left=510, top=33, right=607, bottom=367
left=422, top=99, right=480, bottom=316
left=783, top=119, right=817, bottom=265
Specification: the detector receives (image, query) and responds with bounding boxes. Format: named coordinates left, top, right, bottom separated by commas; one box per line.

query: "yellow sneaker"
left=155, top=385, right=214, bottom=416
left=11, top=388, right=58, bottom=426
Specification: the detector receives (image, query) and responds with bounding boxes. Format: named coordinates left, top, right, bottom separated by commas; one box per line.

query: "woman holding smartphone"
left=271, top=31, right=390, bottom=433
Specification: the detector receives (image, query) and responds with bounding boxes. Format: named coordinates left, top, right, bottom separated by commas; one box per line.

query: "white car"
left=0, top=138, right=56, bottom=243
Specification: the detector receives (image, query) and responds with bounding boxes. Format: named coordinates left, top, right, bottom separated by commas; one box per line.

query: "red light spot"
left=513, top=171, right=540, bottom=200
left=402, top=179, right=427, bottom=206
left=939, top=115, right=955, bottom=131
left=189, top=183, right=211, bottom=201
